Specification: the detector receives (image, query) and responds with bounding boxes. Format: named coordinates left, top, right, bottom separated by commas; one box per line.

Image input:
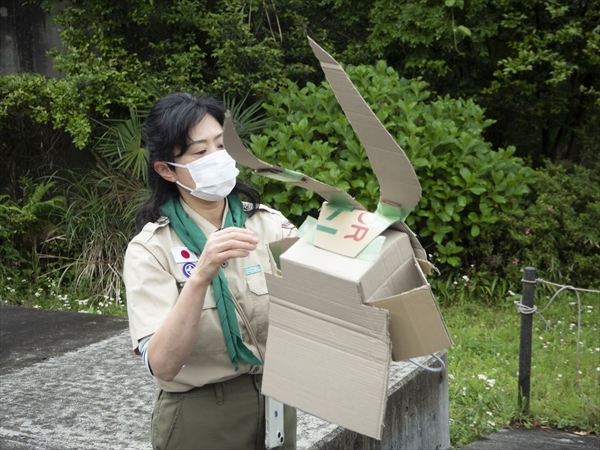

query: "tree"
left=363, top=0, right=600, bottom=164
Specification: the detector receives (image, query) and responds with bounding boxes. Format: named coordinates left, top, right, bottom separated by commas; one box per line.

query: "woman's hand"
left=190, top=227, right=259, bottom=283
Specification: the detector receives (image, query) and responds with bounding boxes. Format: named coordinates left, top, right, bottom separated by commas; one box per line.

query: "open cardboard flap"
left=223, top=37, right=452, bottom=440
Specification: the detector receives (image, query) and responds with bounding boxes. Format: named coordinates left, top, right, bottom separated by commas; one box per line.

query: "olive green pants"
left=151, top=374, right=297, bottom=450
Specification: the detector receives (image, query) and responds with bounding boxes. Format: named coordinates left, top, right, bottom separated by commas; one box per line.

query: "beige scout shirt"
left=124, top=198, right=295, bottom=392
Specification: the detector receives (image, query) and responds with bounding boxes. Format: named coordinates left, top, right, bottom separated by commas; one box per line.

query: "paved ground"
left=1, top=305, right=598, bottom=450
left=460, top=428, right=599, bottom=450
left=1, top=305, right=129, bottom=376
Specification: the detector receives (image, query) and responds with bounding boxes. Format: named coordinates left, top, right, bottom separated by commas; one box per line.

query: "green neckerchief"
left=160, top=195, right=262, bottom=371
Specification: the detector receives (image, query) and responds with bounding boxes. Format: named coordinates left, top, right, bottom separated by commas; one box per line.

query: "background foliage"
left=1, top=0, right=598, bottom=300
left=3, top=0, right=597, bottom=174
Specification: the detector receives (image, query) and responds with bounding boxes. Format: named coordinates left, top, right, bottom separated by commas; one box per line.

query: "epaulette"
left=242, top=202, right=279, bottom=214
left=135, top=216, right=170, bottom=243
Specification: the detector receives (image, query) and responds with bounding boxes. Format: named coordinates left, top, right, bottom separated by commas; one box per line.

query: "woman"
left=123, top=92, right=297, bottom=450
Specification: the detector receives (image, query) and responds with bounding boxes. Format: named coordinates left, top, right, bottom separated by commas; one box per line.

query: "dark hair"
left=135, top=92, right=260, bottom=231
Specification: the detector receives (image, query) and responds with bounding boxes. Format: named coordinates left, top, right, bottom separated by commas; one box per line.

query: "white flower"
left=477, top=374, right=487, bottom=380
left=448, top=374, right=455, bottom=380
left=487, top=420, right=496, bottom=427
left=34, top=292, right=41, bottom=297
left=487, top=379, right=496, bottom=387
left=462, top=275, right=470, bottom=282
left=557, top=374, right=562, bottom=378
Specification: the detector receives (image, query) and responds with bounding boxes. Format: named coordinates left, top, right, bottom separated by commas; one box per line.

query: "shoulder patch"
left=281, top=217, right=295, bottom=229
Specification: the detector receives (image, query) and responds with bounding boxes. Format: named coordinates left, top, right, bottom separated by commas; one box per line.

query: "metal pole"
left=518, top=267, right=536, bottom=414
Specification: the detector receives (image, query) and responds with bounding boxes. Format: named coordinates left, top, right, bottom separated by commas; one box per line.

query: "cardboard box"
left=223, top=37, right=452, bottom=440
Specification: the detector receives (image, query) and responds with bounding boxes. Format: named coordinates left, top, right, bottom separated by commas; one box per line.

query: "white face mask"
left=168, top=150, right=239, bottom=201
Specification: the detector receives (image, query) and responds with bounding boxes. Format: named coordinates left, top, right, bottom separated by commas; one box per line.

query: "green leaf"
left=457, top=25, right=471, bottom=37
left=446, top=256, right=461, bottom=267
left=471, top=224, right=480, bottom=237
left=413, top=158, right=430, bottom=167
left=290, top=203, right=303, bottom=217
left=468, top=186, right=487, bottom=195
left=459, top=167, right=471, bottom=181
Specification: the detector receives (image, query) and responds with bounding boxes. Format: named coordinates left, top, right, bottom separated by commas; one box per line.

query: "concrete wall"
left=0, top=0, right=63, bottom=77
left=299, top=352, right=450, bottom=450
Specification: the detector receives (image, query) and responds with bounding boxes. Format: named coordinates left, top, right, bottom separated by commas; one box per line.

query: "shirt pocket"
left=189, top=287, right=227, bottom=356
left=245, top=272, right=269, bottom=340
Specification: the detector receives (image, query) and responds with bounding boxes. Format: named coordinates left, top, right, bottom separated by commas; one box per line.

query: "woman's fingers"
left=190, top=228, right=258, bottom=282
left=209, top=228, right=258, bottom=253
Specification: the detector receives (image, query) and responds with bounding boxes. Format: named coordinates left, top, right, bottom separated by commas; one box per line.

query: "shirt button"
left=221, top=261, right=228, bottom=268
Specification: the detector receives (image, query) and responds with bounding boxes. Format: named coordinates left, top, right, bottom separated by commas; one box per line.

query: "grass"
left=443, top=288, right=600, bottom=448
left=0, top=274, right=127, bottom=317
left=1, top=273, right=598, bottom=449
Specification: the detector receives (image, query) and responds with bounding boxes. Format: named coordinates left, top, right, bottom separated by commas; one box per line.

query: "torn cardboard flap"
left=223, top=113, right=364, bottom=211
left=369, top=285, right=452, bottom=361
left=264, top=298, right=390, bottom=438
left=307, top=37, right=422, bottom=212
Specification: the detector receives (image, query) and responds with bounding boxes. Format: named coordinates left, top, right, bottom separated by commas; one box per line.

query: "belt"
left=163, top=373, right=263, bottom=399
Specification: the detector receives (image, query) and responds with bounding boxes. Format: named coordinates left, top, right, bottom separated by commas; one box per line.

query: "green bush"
left=245, top=61, right=532, bottom=267
left=0, top=178, right=64, bottom=279
left=469, top=160, right=600, bottom=290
